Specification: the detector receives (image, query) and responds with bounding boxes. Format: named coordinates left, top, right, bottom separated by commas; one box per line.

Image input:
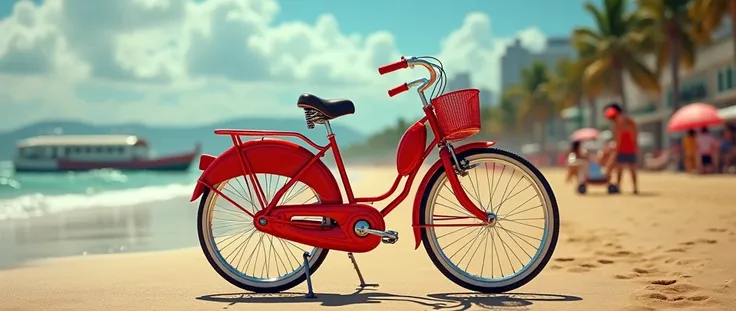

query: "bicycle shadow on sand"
left=196, top=287, right=582, bottom=310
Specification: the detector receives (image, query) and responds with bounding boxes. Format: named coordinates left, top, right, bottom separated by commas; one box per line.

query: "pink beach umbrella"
left=570, top=128, right=599, bottom=142
left=667, top=102, right=724, bottom=132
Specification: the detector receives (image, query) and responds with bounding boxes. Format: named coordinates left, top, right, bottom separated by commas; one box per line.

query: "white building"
left=447, top=73, right=472, bottom=91
left=500, top=39, right=534, bottom=93
left=533, top=37, right=577, bottom=71
left=500, top=37, right=576, bottom=94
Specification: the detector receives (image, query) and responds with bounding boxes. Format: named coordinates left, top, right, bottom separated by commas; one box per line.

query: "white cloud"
left=0, top=0, right=548, bottom=133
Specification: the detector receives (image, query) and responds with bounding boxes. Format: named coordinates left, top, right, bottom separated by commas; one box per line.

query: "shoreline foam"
left=0, top=167, right=363, bottom=220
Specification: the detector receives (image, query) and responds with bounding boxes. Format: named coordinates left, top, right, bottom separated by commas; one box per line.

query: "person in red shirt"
left=604, top=103, right=639, bottom=194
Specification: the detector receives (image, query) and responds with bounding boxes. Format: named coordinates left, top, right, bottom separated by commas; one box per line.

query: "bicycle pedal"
left=381, top=230, right=399, bottom=244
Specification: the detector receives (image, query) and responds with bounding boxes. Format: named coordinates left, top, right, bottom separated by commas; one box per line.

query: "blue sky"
left=0, top=0, right=598, bottom=133
left=0, top=0, right=595, bottom=53
left=271, top=0, right=595, bottom=54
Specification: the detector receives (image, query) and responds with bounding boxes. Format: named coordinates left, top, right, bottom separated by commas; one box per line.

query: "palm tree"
left=573, top=0, right=661, bottom=111
left=508, top=62, right=554, bottom=148
left=569, top=32, right=608, bottom=128
left=689, top=0, right=736, bottom=61
left=548, top=58, right=586, bottom=130
left=548, top=58, right=582, bottom=111
left=483, top=93, right=520, bottom=134
left=638, top=0, right=697, bottom=111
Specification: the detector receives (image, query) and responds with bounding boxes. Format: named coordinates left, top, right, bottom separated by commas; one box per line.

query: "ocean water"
left=0, top=161, right=359, bottom=220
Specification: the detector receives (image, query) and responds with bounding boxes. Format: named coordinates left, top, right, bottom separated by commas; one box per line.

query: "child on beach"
left=566, top=140, right=608, bottom=184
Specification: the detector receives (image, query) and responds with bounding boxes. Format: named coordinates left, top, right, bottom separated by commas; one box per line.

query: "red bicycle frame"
left=192, top=56, right=494, bottom=252
left=196, top=104, right=489, bottom=222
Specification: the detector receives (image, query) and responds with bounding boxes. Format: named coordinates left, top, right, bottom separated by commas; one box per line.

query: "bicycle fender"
left=411, top=141, right=496, bottom=249
left=190, top=139, right=343, bottom=205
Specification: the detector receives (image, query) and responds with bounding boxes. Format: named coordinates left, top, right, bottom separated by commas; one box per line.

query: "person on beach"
left=720, top=125, right=736, bottom=173
left=682, top=129, right=697, bottom=173
left=604, top=103, right=639, bottom=194
left=696, top=127, right=719, bottom=174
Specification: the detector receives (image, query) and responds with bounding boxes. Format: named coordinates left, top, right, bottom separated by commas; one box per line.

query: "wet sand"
left=0, top=166, right=735, bottom=311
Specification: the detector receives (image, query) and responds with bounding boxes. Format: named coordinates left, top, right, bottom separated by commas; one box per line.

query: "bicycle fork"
left=438, top=146, right=491, bottom=222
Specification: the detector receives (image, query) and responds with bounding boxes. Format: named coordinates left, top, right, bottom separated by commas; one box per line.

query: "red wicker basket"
left=431, top=89, right=481, bottom=142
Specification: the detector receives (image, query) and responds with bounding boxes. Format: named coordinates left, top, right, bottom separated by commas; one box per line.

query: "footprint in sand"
left=596, top=250, right=634, bottom=258
left=554, top=257, right=575, bottom=262
left=638, top=280, right=711, bottom=303
left=680, top=239, right=717, bottom=246
left=650, top=279, right=677, bottom=285
left=568, top=267, right=590, bottom=273
left=706, top=228, right=728, bottom=233
left=720, top=279, right=733, bottom=289
left=580, top=263, right=598, bottom=269
left=633, top=267, right=655, bottom=275
left=646, top=255, right=669, bottom=262
left=667, top=271, right=692, bottom=279
left=598, top=259, right=615, bottom=265
left=604, top=242, right=624, bottom=249
left=614, top=273, right=638, bottom=280
left=674, top=258, right=705, bottom=267
left=665, top=247, right=688, bottom=253
left=642, top=262, right=657, bottom=268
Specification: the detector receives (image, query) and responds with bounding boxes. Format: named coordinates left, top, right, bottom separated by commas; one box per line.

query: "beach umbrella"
left=667, top=102, right=723, bottom=132
left=570, top=128, right=599, bottom=141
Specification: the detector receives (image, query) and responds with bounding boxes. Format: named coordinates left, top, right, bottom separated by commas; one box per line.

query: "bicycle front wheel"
left=419, top=148, right=559, bottom=293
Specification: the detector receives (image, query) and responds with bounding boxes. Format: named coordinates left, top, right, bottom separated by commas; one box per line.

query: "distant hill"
left=0, top=119, right=365, bottom=160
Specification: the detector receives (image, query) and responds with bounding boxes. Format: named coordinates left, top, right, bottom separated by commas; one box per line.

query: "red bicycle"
left=192, top=56, right=559, bottom=295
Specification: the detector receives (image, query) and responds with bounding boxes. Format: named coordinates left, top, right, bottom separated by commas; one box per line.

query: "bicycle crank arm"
left=354, top=220, right=399, bottom=244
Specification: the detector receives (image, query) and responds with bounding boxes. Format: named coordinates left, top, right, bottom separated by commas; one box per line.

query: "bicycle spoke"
left=496, top=170, right=516, bottom=214
left=234, top=178, right=258, bottom=212
left=493, top=183, right=533, bottom=215
left=485, top=163, right=494, bottom=210
left=492, top=228, right=503, bottom=277
left=463, top=227, right=488, bottom=271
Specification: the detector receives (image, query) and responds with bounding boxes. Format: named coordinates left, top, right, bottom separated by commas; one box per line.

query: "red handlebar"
left=378, top=57, right=408, bottom=75
left=388, top=83, right=409, bottom=97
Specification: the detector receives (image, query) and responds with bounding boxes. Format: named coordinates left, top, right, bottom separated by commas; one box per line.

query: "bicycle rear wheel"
left=197, top=173, right=329, bottom=293
left=419, top=148, right=559, bottom=293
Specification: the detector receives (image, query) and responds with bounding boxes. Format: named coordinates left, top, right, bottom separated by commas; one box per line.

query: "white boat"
left=13, top=135, right=200, bottom=172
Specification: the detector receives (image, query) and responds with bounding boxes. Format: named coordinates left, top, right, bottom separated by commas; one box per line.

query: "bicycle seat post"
left=323, top=120, right=333, bottom=136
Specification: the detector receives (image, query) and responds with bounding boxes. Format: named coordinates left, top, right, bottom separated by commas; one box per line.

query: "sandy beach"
left=1, top=166, right=735, bottom=311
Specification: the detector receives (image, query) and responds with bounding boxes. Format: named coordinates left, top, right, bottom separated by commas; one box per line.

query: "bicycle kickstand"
left=347, top=252, right=378, bottom=288
left=303, top=252, right=318, bottom=299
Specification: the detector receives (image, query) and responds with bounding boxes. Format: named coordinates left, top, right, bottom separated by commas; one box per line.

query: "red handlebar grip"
left=378, top=57, right=408, bottom=75
left=388, top=83, right=409, bottom=97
